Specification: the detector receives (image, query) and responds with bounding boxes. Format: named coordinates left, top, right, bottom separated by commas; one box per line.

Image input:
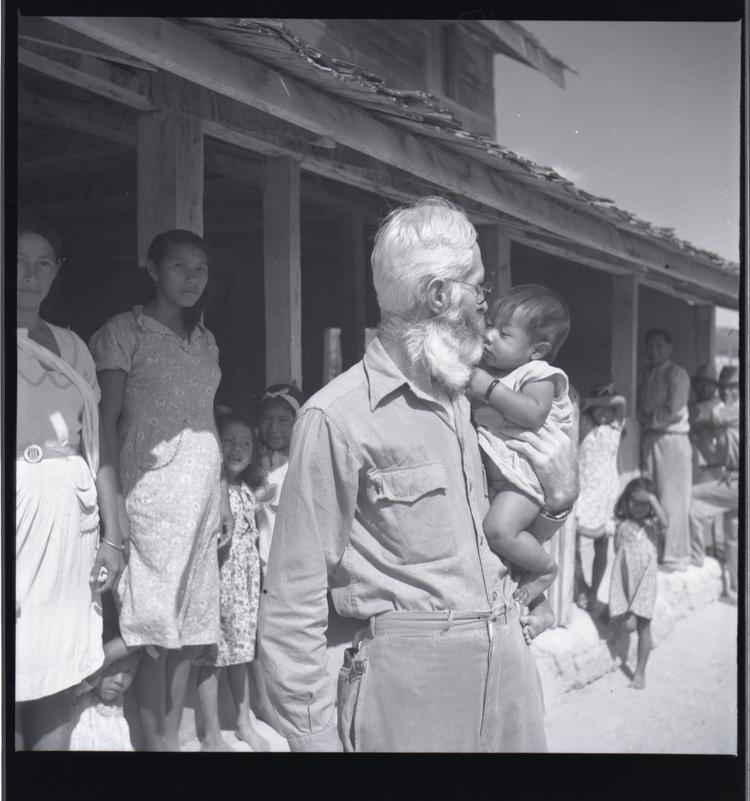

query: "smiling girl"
left=90, top=230, right=230, bottom=750
left=195, top=412, right=269, bottom=752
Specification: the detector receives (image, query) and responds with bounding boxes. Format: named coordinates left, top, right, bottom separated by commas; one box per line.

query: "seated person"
left=70, top=638, right=141, bottom=751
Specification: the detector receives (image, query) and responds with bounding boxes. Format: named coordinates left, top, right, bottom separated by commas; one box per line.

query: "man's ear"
left=425, top=277, right=450, bottom=315
left=145, top=260, right=158, bottom=282
left=531, top=341, right=552, bottom=360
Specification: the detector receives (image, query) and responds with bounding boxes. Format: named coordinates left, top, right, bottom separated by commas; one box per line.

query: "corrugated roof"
left=179, top=17, right=738, bottom=274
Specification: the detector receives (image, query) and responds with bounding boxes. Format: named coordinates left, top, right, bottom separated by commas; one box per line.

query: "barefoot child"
left=470, top=285, right=574, bottom=609
left=575, top=383, right=626, bottom=612
left=609, top=478, right=668, bottom=689
left=196, top=412, right=270, bottom=752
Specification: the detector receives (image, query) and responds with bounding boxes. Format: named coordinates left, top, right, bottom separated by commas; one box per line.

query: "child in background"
left=469, top=285, right=574, bottom=608
left=70, top=639, right=141, bottom=751
left=609, top=478, right=668, bottom=689
left=575, top=383, right=626, bottom=612
left=196, top=412, right=269, bottom=752
left=255, top=384, right=303, bottom=575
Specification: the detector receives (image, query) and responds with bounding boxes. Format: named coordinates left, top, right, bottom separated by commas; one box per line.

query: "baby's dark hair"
left=216, top=411, right=267, bottom=491
left=147, top=230, right=208, bottom=334
left=488, top=284, right=570, bottom=361
left=614, top=477, right=657, bottom=521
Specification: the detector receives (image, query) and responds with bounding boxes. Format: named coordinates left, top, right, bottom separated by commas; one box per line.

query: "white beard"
left=398, top=307, right=485, bottom=396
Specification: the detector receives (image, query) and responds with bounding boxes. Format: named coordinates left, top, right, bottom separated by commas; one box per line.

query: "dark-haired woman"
left=16, top=220, right=124, bottom=749
left=90, top=230, right=229, bottom=750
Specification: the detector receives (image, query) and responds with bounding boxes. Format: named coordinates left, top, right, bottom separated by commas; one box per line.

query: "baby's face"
left=95, top=661, right=138, bottom=704
left=483, top=311, right=537, bottom=371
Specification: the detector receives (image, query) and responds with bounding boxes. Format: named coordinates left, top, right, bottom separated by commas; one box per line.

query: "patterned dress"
left=89, top=307, right=222, bottom=649
left=576, top=417, right=624, bottom=534
left=609, top=517, right=661, bottom=620
left=197, top=482, right=262, bottom=667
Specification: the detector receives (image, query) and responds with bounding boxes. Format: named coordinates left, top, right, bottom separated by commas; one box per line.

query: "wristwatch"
left=540, top=506, right=573, bottom=521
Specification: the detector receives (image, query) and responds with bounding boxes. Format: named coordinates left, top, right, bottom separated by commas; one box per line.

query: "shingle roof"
left=179, top=17, right=739, bottom=274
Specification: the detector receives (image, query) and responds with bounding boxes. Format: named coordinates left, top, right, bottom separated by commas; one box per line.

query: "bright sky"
left=493, top=21, right=741, bottom=265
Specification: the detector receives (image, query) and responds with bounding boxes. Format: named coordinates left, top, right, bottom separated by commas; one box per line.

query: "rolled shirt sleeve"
left=257, top=408, right=361, bottom=751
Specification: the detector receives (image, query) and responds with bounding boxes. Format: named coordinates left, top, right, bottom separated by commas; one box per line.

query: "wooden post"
left=545, top=515, right=576, bottom=627
left=339, top=214, right=367, bottom=370
left=693, top=304, right=716, bottom=370
left=476, top=225, right=512, bottom=300
left=611, top=274, right=641, bottom=486
left=263, top=157, right=302, bottom=389
left=137, top=111, right=204, bottom=263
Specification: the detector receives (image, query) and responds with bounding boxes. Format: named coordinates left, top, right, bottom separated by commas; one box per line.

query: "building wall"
left=510, top=243, right=613, bottom=398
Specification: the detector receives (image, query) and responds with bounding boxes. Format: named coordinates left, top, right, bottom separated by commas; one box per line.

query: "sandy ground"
left=544, top=599, right=738, bottom=754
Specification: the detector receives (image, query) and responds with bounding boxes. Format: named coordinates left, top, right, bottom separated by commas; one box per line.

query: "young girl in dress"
left=609, top=477, right=669, bottom=689
left=575, top=383, right=626, bottom=612
left=90, top=230, right=231, bottom=751
left=196, top=412, right=269, bottom=752
left=255, top=384, right=303, bottom=574
left=70, top=639, right=142, bottom=751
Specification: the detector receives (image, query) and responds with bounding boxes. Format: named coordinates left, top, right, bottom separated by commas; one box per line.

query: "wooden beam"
left=338, top=214, right=367, bottom=369
left=476, top=225, right=512, bottom=300
left=137, top=111, right=204, bottom=263
left=46, top=17, right=737, bottom=303
left=263, top=157, right=302, bottom=388
left=611, top=274, right=641, bottom=485
left=18, top=40, right=154, bottom=111
left=18, top=83, right=137, bottom=146
left=693, top=304, right=716, bottom=369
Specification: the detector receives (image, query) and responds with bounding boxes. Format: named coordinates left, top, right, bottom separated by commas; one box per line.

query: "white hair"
left=371, top=197, right=478, bottom=314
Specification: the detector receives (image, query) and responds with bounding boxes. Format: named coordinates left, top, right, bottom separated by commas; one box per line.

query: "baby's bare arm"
left=486, top=378, right=555, bottom=430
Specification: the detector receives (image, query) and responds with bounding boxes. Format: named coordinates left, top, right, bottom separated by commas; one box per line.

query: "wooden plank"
left=18, top=42, right=154, bottom=111
left=338, top=214, right=367, bottom=369
left=476, top=225, right=512, bottom=300
left=137, top=111, right=204, bottom=264
left=44, top=17, right=739, bottom=304
left=693, top=304, right=716, bottom=369
left=263, top=157, right=302, bottom=387
left=611, top=274, right=641, bottom=485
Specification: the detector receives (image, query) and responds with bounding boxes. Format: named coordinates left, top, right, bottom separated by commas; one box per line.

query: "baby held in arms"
left=469, top=285, right=574, bottom=610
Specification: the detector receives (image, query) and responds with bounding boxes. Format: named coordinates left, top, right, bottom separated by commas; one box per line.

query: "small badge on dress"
left=23, top=444, right=43, bottom=463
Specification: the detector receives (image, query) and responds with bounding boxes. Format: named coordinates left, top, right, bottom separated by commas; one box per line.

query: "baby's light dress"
left=473, top=360, right=574, bottom=504
left=89, top=307, right=222, bottom=649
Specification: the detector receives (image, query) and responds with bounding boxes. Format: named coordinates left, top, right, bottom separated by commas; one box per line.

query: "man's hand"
left=505, top=407, right=580, bottom=513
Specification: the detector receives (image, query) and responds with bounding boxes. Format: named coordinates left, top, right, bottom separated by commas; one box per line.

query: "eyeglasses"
left=449, top=280, right=493, bottom=306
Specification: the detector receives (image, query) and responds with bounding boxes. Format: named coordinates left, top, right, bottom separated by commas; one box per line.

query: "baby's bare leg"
left=484, top=488, right=558, bottom=605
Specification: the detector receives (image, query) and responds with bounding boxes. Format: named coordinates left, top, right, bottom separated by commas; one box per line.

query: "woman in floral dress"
left=90, top=230, right=230, bottom=751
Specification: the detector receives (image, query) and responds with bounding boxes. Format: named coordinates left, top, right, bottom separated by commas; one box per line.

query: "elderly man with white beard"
left=257, top=197, right=579, bottom=752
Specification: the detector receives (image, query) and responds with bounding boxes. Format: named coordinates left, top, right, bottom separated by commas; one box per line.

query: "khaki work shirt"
left=257, top=336, right=562, bottom=751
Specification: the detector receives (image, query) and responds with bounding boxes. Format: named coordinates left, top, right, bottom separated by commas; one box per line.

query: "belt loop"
left=440, top=609, right=455, bottom=635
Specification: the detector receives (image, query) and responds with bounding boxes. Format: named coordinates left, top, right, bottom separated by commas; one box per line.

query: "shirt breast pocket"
left=367, top=461, right=456, bottom=565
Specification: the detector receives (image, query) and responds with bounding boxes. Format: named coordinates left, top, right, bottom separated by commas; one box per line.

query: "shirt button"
left=492, top=590, right=498, bottom=601
left=479, top=537, right=485, bottom=546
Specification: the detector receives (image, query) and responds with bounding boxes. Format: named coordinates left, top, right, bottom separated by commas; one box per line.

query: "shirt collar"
left=133, top=304, right=207, bottom=339
left=363, top=335, right=458, bottom=419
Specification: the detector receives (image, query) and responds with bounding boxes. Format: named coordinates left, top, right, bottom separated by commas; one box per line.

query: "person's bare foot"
left=235, top=725, right=270, bottom=752
left=520, top=599, right=556, bottom=643
left=629, top=673, right=646, bottom=689
left=201, top=734, right=235, bottom=752
left=514, top=570, right=556, bottom=607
